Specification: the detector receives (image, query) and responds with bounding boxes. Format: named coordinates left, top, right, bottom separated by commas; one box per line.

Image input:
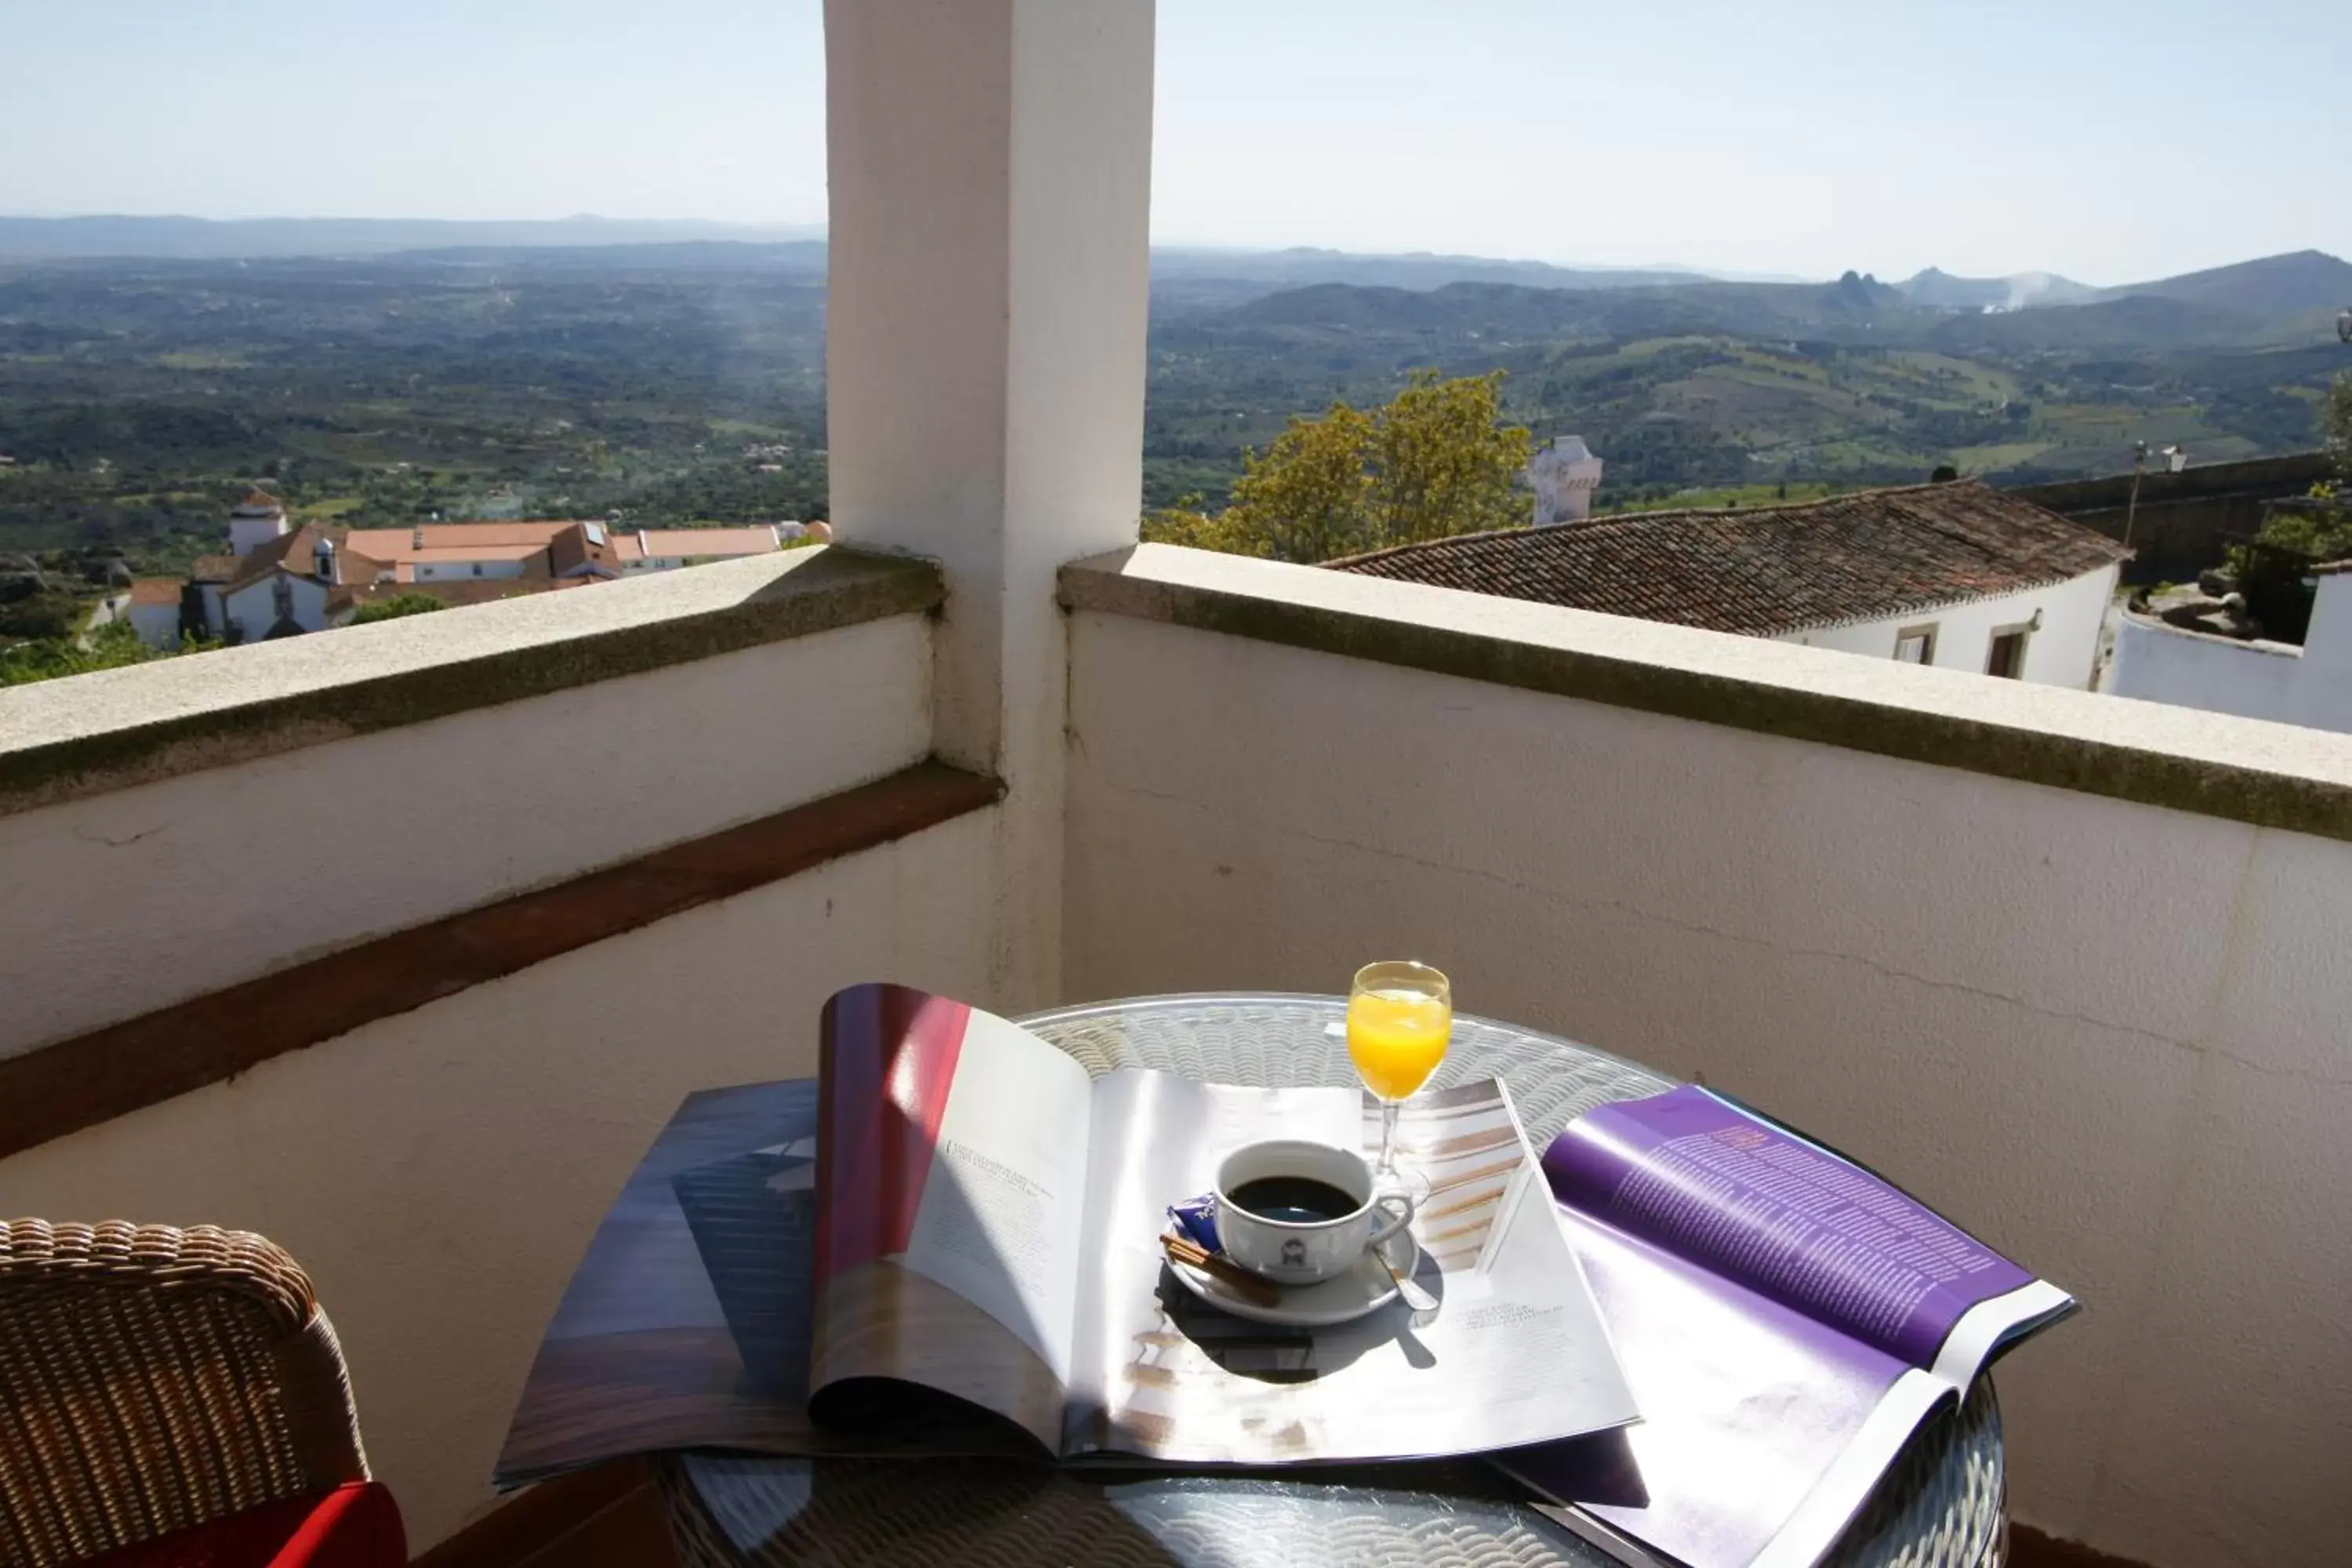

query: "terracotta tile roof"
left=1328, top=481, right=2133, bottom=637
left=547, top=521, right=608, bottom=576
left=343, top=521, right=594, bottom=564
left=127, top=579, right=182, bottom=607
left=223, top=525, right=382, bottom=591
left=190, top=554, right=239, bottom=582
left=399, top=542, right=551, bottom=562
left=621, top=526, right=781, bottom=560
left=223, top=526, right=310, bottom=590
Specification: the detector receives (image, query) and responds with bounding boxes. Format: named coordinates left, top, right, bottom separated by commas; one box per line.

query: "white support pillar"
left=825, top=0, right=1154, bottom=1009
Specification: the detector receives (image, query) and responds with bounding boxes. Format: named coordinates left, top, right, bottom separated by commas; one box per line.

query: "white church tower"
left=227, top=488, right=291, bottom=556
left=1527, top=436, right=1604, bottom=526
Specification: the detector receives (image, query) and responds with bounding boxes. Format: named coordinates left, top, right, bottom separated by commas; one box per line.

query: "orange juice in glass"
left=1348, top=961, right=1451, bottom=1190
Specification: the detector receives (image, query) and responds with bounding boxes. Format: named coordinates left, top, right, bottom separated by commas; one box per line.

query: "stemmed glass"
left=1346, top=961, right=1452, bottom=1198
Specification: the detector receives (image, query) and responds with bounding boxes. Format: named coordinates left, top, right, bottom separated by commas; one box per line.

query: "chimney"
left=412, top=525, right=426, bottom=551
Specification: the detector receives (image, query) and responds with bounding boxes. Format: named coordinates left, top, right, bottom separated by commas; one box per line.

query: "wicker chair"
left=0, top=1220, right=376, bottom=1567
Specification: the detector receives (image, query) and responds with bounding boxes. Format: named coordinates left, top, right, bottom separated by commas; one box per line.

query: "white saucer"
left=1167, top=1230, right=1421, bottom=1327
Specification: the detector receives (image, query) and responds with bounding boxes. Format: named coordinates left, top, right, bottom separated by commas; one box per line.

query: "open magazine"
left=1497, top=1086, right=2075, bottom=1568
left=495, top=984, right=1638, bottom=1483
left=812, top=982, right=1638, bottom=1463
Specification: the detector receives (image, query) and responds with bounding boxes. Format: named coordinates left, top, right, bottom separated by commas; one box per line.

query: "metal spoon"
left=1381, top=1251, right=1438, bottom=1313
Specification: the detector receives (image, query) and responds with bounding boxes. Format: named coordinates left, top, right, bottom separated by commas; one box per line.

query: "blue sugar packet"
left=1167, top=1192, right=1221, bottom=1252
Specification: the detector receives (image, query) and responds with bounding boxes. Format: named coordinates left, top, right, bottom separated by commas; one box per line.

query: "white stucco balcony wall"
left=2111, top=569, right=2352, bottom=734
left=0, top=550, right=1004, bottom=1552
left=1063, top=544, right=2352, bottom=1568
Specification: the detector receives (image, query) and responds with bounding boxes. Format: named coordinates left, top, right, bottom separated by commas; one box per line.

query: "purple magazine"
left=1497, top=1087, right=2074, bottom=1568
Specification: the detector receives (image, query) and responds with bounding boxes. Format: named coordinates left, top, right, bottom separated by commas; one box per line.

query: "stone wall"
left=2008, top=452, right=2332, bottom=583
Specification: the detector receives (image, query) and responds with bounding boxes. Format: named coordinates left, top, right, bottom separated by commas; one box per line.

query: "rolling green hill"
left=1142, top=256, right=2347, bottom=506
left=0, top=242, right=2342, bottom=565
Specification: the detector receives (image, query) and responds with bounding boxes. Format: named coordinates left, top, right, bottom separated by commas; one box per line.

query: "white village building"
left=226, top=489, right=292, bottom=555
left=1527, top=435, right=1604, bottom=526
left=134, top=495, right=809, bottom=648
left=122, top=579, right=187, bottom=649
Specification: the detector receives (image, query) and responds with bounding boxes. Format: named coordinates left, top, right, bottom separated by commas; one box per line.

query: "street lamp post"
left=2124, top=441, right=2148, bottom=551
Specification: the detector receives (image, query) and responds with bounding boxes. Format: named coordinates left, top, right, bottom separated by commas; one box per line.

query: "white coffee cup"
left=1214, top=1139, right=1417, bottom=1286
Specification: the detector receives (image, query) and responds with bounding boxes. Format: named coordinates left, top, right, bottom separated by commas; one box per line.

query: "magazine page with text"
left=1542, top=1087, right=2074, bottom=1383
left=1499, top=1085, right=2074, bottom=1568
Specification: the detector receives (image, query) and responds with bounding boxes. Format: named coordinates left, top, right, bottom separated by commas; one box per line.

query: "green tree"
left=1149, top=372, right=1532, bottom=565
left=1, top=620, right=155, bottom=686
left=2323, top=371, right=2351, bottom=485
left=0, top=589, right=84, bottom=641
left=2223, top=381, right=2352, bottom=592
left=1139, top=494, right=1271, bottom=558
left=1365, top=370, right=1532, bottom=549
left=2, top=619, right=222, bottom=686
left=1220, top=402, right=1377, bottom=563
left=350, top=592, right=450, bottom=624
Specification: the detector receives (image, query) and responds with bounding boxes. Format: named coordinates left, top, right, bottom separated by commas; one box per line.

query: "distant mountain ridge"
left=1895, top=267, right=2096, bottom=310
left=5, top=217, right=2343, bottom=328
left=1893, top=251, right=2352, bottom=325
left=2090, top=249, right=2352, bottom=317
left=1149, top=246, right=1715, bottom=292
left=0, top=215, right=826, bottom=260
left=0, top=216, right=1733, bottom=292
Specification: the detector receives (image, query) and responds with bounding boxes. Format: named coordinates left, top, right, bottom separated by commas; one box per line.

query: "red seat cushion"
left=74, top=1482, right=405, bottom=1568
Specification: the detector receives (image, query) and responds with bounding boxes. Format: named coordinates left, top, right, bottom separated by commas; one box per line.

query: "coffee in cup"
left=1214, top=1138, right=1417, bottom=1286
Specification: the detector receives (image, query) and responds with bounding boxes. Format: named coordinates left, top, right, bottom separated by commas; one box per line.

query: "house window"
left=1987, top=626, right=2031, bottom=679
left=1893, top=624, right=1937, bottom=665
left=472, top=563, right=484, bottom=577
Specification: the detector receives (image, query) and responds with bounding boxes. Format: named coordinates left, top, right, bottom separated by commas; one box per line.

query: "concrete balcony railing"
left=5, top=539, right=2350, bottom=1565
left=1062, top=544, right=2352, bottom=1568
left=0, top=548, right=1012, bottom=1549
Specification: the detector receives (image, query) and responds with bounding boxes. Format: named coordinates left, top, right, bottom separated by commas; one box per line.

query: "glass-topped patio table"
left=655, top=993, right=2005, bottom=1568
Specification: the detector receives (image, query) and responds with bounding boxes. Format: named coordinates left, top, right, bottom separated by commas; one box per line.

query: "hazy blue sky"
left=2, top=0, right=2343, bottom=284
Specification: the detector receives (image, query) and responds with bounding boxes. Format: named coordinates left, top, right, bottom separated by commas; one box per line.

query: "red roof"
left=343, top=521, right=595, bottom=564
left=614, top=526, right=781, bottom=561
left=127, top=579, right=183, bottom=607
left=223, top=525, right=383, bottom=591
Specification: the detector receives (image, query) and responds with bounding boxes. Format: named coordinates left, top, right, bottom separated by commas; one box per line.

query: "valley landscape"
left=0, top=217, right=2347, bottom=573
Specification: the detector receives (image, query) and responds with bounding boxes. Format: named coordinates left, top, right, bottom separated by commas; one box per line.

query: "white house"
left=226, top=489, right=292, bottom=556
left=340, top=520, right=797, bottom=579
left=122, top=579, right=185, bottom=650
left=2110, top=562, right=2352, bottom=733
left=345, top=521, right=610, bottom=583
left=611, top=524, right=797, bottom=572
left=1527, top=436, right=1604, bottom=525
left=163, top=505, right=808, bottom=646
left=215, top=529, right=373, bottom=642
left=1334, top=480, right=2130, bottom=688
